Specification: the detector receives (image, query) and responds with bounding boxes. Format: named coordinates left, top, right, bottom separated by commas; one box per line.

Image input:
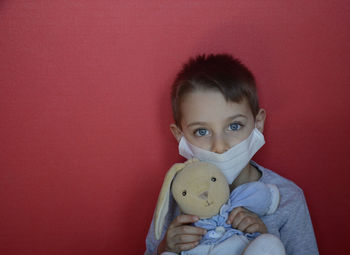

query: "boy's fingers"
left=170, top=214, right=199, bottom=228
left=245, top=223, right=260, bottom=233
left=236, top=216, right=255, bottom=232
left=226, top=207, right=268, bottom=233
left=227, top=206, right=243, bottom=224
left=171, top=225, right=207, bottom=236
left=227, top=207, right=245, bottom=226
left=245, top=221, right=267, bottom=234
left=173, top=234, right=203, bottom=244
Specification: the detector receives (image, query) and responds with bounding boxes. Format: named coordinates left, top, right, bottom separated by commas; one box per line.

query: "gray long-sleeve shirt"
left=144, top=161, right=319, bottom=255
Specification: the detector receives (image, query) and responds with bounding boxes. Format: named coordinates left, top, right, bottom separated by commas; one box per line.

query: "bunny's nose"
left=199, top=191, right=208, bottom=200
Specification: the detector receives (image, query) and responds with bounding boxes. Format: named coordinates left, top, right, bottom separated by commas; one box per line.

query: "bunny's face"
left=171, top=161, right=230, bottom=219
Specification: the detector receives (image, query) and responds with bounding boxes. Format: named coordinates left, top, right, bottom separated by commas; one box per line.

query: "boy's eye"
left=194, top=128, right=209, bottom=137
left=228, top=123, right=242, bottom=131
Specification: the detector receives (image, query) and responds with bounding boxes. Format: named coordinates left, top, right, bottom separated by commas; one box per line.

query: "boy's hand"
left=158, top=214, right=206, bottom=254
left=227, top=207, right=267, bottom=234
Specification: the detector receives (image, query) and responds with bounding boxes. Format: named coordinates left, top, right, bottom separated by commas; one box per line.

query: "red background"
left=1, top=1, right=349, bottom=254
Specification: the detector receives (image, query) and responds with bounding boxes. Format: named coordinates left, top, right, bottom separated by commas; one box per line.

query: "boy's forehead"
left=180, top=91, right=253, bottom=125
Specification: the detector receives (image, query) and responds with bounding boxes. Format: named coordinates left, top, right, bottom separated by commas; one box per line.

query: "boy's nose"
left=211, top=135, right=230, bottom=154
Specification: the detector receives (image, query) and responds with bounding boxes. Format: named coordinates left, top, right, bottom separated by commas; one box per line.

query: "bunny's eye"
left=182, top=191, right=187, bottom=196
left=211, top=177, right=216, bottom=182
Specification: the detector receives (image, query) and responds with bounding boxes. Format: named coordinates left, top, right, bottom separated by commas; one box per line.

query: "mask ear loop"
left=254, top=109, right=266, bottom=133
left=254, top=120, right=259, bottom=130
left=179, top=133, right=185, bottom=143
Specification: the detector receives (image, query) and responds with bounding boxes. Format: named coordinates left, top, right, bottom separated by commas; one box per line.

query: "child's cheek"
left=188, top=137, right=212, bottom=151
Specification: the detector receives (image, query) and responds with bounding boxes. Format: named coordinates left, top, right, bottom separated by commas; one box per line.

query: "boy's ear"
left=255, top=109, right=266, bottom=133
left=170, top=124, right=182, bottom=142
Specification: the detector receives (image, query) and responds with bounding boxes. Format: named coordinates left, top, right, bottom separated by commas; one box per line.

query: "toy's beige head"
left=154, top=159, right=230, bottom=240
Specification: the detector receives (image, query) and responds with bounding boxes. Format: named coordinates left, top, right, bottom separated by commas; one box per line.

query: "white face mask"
left=178, top=128, right=265, bottom=184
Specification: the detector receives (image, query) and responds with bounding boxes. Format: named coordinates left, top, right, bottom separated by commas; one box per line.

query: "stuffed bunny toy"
left=155, top=159, right=286, bottom=255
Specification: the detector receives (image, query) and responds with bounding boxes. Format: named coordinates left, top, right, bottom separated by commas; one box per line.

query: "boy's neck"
left=229, top=163, right=261, bottom=191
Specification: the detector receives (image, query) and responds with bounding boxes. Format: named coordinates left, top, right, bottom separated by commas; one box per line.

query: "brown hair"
left=171, top=54, right=260, bottom=127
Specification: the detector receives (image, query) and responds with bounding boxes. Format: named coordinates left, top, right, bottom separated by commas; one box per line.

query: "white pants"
left=161, top=234, right=286, bottom=255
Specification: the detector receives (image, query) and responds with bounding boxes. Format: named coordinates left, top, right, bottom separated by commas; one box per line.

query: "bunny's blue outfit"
left=193, top=181, right=276, bottom=246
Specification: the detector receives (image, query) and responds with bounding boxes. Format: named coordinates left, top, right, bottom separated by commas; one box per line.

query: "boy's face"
left=170, top=90, right=266, bottom=153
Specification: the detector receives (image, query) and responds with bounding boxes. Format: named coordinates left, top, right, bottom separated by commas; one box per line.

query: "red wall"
left=1, top=1, right=349, bottom=254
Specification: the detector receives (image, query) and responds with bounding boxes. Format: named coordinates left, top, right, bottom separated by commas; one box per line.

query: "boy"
left=145, top=54, right=318, bottom=255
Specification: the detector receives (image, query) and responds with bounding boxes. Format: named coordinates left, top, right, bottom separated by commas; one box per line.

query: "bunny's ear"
left=154, top=163, right=186, bottom=240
